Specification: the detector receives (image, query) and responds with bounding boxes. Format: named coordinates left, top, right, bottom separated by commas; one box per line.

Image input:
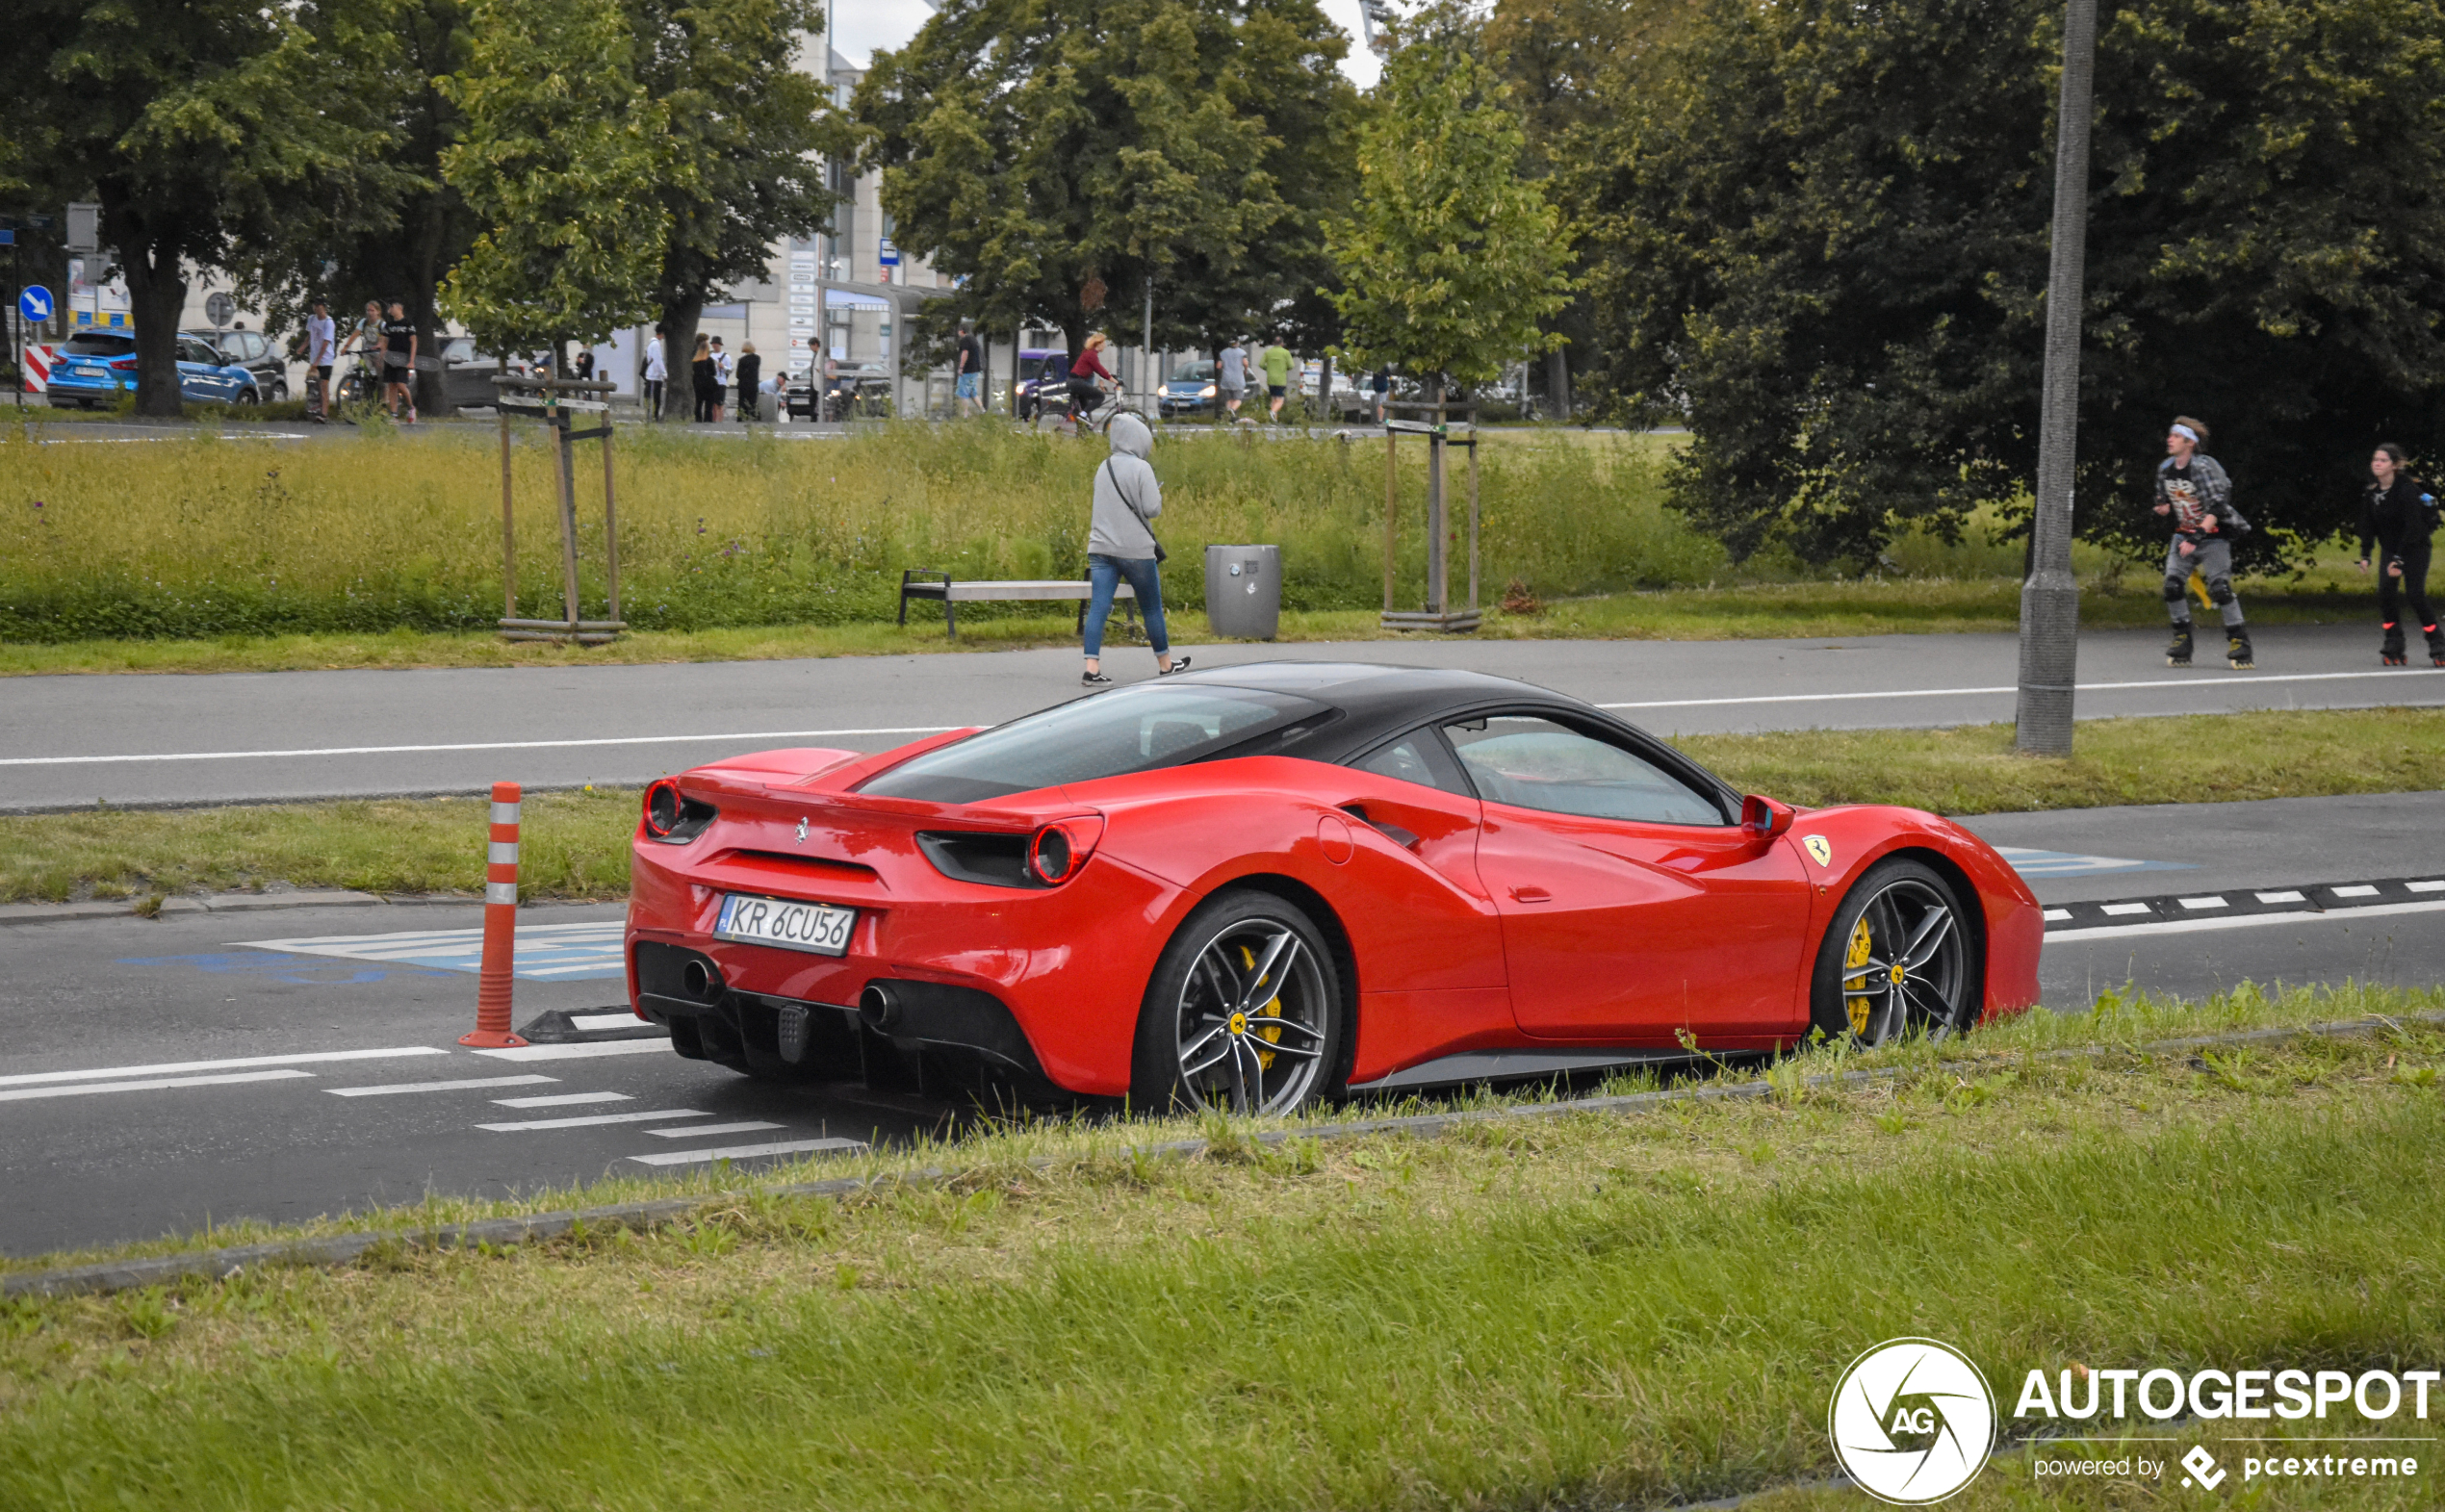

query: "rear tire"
left=1131, top=889, right=1345, bottom=1116
left=1808, top=859, right=1981, bottom=1046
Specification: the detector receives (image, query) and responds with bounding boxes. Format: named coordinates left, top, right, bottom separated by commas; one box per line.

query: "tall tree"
left=632, top=0, right=841, bottom=420
left=230, top=0, right=479, bottom=414
left=7, top=0, right=393, bottom=415
left=1324, top=22, right=1573, bottom=402
left=1578, top=0, right=2445, bottom=564
left=439, top=0, right=676, bottom=354
left=852, top=0, right=1347, bottom=357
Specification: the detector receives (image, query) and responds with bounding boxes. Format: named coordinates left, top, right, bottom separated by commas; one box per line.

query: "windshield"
left=860, top=684, right=1328, bottom=803
left=64, top=333, right=136, bottom=357
left=1169, top=361, right=1215, bottom=383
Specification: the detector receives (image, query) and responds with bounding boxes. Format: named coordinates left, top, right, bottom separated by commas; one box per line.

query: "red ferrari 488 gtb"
left=626, top=663, right=2041, bottom=1115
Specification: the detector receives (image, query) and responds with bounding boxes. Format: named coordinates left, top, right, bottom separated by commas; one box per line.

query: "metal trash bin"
left=1203, top=544, right=1281, bottom=640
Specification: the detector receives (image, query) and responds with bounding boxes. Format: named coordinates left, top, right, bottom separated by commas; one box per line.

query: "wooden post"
left=498, top=358, right=514, bottom=621
left=1466, top=404, right=1480, bottom=615
left=551, top=395, right=580, bottom=628
left=1426, top=376, right=1447, bottom=615
left=599, top=410, right=621, bottom=625
left=1382, top=429, right=1398, bottom=613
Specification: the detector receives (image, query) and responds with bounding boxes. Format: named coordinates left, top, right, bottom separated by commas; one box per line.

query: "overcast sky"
left=828, top=0, right=1384, bottom=90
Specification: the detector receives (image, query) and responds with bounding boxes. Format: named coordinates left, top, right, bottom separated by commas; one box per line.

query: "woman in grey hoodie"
left=1081, top=412, right=1190, bottom=684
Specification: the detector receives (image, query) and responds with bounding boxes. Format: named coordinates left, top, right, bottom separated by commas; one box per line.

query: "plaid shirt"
left=2156, top=455, right=2235, bottom=537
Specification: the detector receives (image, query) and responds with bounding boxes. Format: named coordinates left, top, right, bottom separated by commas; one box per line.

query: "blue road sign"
left=0, top=230, right=14, bottom=245
left=18, top=285, right=53, bottom=323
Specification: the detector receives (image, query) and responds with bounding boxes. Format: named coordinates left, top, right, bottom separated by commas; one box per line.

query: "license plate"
left=712, top=893, right=856, bottom=956
left=75, top=367, right=103, bottom=377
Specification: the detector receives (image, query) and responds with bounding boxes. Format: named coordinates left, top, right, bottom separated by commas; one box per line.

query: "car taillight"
left=644, top=780, right=682, bottom=837
left=111, top=359, right=136, bottom=370
left=1028, top=815, right=1105, bottom=884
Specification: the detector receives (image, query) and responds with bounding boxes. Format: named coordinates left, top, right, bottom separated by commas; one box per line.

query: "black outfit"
left=734, top=353, right=760, bottom=422
left=379, top=318, right=416, bottom=383
left=958, top=334, right=985, bottom=377
left=692, top=354, right=717, bottom=422
left=2359, top=475, right=2440, bottom=661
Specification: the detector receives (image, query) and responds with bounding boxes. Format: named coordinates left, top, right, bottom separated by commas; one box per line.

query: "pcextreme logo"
left=1828, top=1338, right=1997, bottom=1504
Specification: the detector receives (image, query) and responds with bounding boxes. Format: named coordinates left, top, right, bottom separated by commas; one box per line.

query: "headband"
left=2170, top=423, right=2199, bottom=443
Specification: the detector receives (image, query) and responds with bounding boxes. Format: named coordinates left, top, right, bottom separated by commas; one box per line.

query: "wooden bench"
left=897, top=569, right=1135, bottom=641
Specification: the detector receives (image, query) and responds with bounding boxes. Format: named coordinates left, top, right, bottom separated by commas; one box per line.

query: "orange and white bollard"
left=459, top=781, right=528, bottom=1048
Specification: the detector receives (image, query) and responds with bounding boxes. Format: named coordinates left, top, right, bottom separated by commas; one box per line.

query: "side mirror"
left=1741, top=794, right=1794, bottom=839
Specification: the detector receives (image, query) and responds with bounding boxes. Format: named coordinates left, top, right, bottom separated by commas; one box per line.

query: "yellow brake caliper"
left=1842, top=916, right=1874, bottom=1036
left=1241, top=944, right=1283, bottom=1068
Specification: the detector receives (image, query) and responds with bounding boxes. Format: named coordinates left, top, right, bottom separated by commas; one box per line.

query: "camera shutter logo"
left=1828, top=1338, right=1997, bottom=1504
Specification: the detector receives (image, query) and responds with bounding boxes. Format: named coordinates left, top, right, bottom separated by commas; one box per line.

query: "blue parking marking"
left=1993, top=846, right=2195, bottom=880
left=115, top=951, right=451, bottom=987
left=237, top=921, right=627, bottom=982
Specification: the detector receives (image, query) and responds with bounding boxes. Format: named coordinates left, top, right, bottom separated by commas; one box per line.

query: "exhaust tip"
left=682, top=959, right=722, bottom=1001
left=858, top=981, right=900, bottom=1033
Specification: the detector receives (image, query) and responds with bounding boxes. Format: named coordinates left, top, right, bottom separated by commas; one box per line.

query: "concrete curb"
left=8, top=1010, right=2440, bottom=1300
left=0, top=890, right=616, bottom=927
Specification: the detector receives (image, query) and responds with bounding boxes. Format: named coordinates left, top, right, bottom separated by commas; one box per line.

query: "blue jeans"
left=1084, top=553, right=1167, bottom=658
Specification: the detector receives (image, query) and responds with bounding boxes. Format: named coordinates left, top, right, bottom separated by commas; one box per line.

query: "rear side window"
left=1351, top=733, right=1473, bottom=797
left=64, top=333, right=136, bottom=357
left=861, top=684, right=1327, bottom=803
left=1443, top=714, right=1727, bottom=825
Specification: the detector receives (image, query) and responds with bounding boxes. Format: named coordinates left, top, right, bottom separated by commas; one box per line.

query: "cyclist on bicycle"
left=1068, top=333, right=1119, bottom=431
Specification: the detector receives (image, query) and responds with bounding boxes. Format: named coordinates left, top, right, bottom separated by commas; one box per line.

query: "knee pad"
left=2162, top=577, right=2188, bottom=603
left=2206, top=577, right=2235, bottom=605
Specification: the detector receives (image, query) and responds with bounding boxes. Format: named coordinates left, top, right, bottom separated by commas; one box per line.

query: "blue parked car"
left=1157, top=359, right=1219, bottom=419
left=45, top=331, right=263, bottom=408
left=1014, top=347, right=1068, bottom=421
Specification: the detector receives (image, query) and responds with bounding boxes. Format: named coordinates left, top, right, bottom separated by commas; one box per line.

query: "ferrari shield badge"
left=1802, top=834, right=1833, bottom=867
left=795, top=816, right=810, bottom=845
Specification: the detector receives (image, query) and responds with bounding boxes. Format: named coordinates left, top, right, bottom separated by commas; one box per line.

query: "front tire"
left=1132, top=889, right=1344, bottom=1116
left=1808, top=859, right=1981, bottom=1046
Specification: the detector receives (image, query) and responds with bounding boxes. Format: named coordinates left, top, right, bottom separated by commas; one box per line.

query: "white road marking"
left=326, top=1075, right=557, bottom=1097
left=492, top=1091, right=631, bottom=1108
left=0, top=726, right=959, bottom=768
left=472, top=1039, right=674, bottom=1063
left=570, top=1012, right=646, bottom=1031
left=2256, top=890, right=2306, bottom=903
left=2043, top=908, right=2072, bottom=921
left=1595, top=667, right=2445, bottom=712
left=0, top=1068, right=314, bottom=1103
left=2046, top=898, right=2445, bottom=942
left=643, top=1120, right=783, bottom=1139
left=475, top=1109, right=711, bottom=1132
left=2178, top=896, right=2228, bottom=910
left=627, top=1137, right=864, bottom=1166
left=2332, top=884, right=2381, bottom=897
left=2100, top=903, right=2152, bottom=915
left=2412, top=880, right=2445, bottom=893
left=0, top=1045, right=449, bottom=1089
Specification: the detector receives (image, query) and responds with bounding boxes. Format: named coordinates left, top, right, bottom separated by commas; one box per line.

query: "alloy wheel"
left=1172, top=918, right=1330, bottom=1115
left=1838, top=878, right=1969, bottom=1044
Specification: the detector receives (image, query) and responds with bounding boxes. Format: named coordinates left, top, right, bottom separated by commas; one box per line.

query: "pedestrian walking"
left=711, top=337, right=733, bottom=423
left=691, top=334, right=717, bottom=423
left=643, top=324, right=667, bottom=420
left=1372, top=365, right=1391, bottom=424
left=1081, top=411, right=1189, bottom=685
left=380, top=300, right=418, bottom=423
left=572, top=348, right=595, bottom=383
left=955, top=320, right=985, bottom=417
left=1261, top=338, right=1294, bottom=423
left=734, top=343, right=761, bottom=423
left=2358, top=442, right=2442, bottom=666
left=1217, top=340, right=1248, bottom=423
left=2154, top=416, right=2252, bottom=669
left=304, top=298, right=336, bottom=423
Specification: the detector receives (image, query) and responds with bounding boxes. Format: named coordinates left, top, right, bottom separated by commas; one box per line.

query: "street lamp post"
left=2015, top=0, right=2099, bottom=756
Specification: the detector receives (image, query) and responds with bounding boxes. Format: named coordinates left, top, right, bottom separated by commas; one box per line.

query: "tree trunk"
left=1316, top=353, right=1333, bottom=423
left=116, top=237, right=189, bottom=419
left=660, top=294, right=705, bottom=422
left=1545, top=346, right=1571, bottom=423
left=412, top=200, right=451, bottom=417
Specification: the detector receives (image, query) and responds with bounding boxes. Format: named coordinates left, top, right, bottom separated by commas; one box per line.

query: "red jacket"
left=1070, top=347, right=1116, bottom=382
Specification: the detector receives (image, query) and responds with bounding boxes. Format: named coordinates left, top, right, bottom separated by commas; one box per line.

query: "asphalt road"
left=4, top=792, right=2438, bottom=1260
left=8, top=624, right=2440, bottom=811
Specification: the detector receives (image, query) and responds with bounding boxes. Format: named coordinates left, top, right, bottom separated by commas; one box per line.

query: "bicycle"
left=1035, top=378, right=1144, bottom=437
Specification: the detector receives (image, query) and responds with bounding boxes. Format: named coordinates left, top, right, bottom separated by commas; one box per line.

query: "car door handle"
left=1509, top=885, right=1553, bottom=903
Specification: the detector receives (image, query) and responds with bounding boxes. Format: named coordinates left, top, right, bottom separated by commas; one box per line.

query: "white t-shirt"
left=306, top=314, right=336, bottom=367
left=642, top=337, right=666, bottom=381
left=715, top=349, right=734, bottom=384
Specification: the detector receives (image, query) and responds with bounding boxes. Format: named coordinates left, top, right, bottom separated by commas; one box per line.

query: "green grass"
left=5, top=708, right=2436, bottom=904
left=2, top=985, right=2438, bottom=1510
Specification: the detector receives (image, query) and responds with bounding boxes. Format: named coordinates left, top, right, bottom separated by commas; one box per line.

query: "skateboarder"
left=2359, top=442, right=2442, bottom=666
left=2154, top=417, right=2253, bottom=669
